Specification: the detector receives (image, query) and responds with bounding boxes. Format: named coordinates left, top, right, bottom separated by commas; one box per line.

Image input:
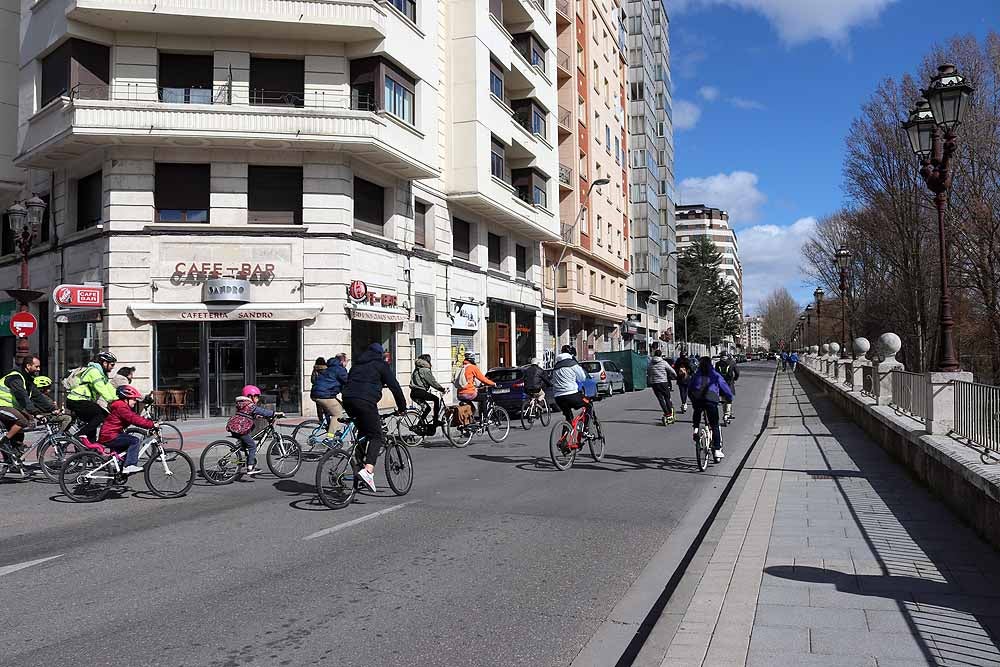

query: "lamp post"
left=550, top=177, right=610, bottom=355
left=805, top=303, right=813, bottom=348
left=834, top=246, right=852, bottom=359
left=813, top=287, right=825, bottom=348
left=902, top=64, right=974, bottom=372
left=4, top=195, right=47, bottom=365
left=798, top=315, right=806, bottom=351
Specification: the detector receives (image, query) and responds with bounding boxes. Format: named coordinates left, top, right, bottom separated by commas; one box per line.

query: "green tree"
left=677, top=237, right=741, bottom=347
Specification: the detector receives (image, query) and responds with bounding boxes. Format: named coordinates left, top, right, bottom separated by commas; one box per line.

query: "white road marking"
left=303, top=501, right=420, bottom=541
left=0, top=554, right=64, bottom=578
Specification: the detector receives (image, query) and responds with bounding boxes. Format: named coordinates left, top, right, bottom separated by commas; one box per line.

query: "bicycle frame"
left=78, top=433, right=166, bottom=483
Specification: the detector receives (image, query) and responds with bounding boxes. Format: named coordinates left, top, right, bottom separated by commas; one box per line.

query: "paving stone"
left=757, top=584, right=810, bottom=607
left=747, top=625, right=808, bottom=654
left=809, top=628, right=929, bottom=659
left=754, top=603, right=868, bottom=629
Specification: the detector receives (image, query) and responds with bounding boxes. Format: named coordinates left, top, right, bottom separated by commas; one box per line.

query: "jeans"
left=678, top=382, right=689, bottom=407
left=410, top=387, right=440, bottom=423
left=692, top=401, right=722, bottom=451
left=106, top=433, right=141, bottom=467
left=343, top=397, right=383, bottom=467
left=650, top=383, right=673, bottom=415
left=236, top=433, right=258, bottom=466
left=66, top=399, right=106, bottom=441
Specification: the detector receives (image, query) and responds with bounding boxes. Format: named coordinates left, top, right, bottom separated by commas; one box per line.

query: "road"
left=0, top=363, right=775, bottom=667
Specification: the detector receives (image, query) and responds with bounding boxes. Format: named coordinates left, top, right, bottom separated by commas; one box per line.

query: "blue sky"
left=665, top=0, right=997, bottom=313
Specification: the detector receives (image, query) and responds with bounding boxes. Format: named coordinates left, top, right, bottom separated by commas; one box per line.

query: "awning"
left=128, top=302, right=324, bottom=321
left=346, top=304, right=407, bottom=323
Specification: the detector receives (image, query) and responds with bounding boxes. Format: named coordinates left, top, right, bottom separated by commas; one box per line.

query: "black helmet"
left=96, top=351, right=117, bottom=364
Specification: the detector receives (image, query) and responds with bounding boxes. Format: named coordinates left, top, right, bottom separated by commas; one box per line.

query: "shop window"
left=155, top=164, right=209, bottom=223
left=414, top=201, right=427, bottom=247
left=490, top=59, right=504, bottom=99
left=256, top=321, right=301, bottom=415
left=155, top=322, right=202, bottom=412
left=452, top=217, right=471, bottom=260
left=515, top=244, right=527, bottom=278
left=488, top=233, right=502, bottom=270
left=250, top=58, right=304, bottom=107
left=41, top=39, right=110, bottom=106
left=76, top=170, right=103, bottom=230
left=515, top=309, right=535, bottom=366
left=159, top=53, right=213, bottom=104
left=389, top=0, right=416, bottom=22
left=353, top=177, right=385, bottom=235
left=248, top=165, right=303, bottom=224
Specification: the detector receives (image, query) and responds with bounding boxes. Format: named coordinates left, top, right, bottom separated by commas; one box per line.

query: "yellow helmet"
left=33, top=375, right=53, bottom=389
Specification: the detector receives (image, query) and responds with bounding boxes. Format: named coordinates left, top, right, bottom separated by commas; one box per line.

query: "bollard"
left=876, top=333, right=903, bottom=406
left=850, top=338, right=871, bottom=391
left=830, top=343, right=841, bottom=377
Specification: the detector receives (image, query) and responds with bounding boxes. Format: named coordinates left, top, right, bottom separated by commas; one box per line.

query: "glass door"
left=210, top=339, right=246, bottom=417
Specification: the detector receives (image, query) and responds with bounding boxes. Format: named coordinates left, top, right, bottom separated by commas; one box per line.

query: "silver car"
left=580, top=360, right=625, bottom=397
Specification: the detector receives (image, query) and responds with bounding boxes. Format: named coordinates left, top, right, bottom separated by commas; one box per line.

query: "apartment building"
left=4, top=0, right=560, bottom=415
left=624, top=0, right=675, bottom=354
left=544, top=0, right=629, bottom=362
left=744, top=314, right=767, bottom=352
left=676, top=203, right=744, bottom=320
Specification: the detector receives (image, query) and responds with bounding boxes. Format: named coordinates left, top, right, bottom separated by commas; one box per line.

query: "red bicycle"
left=548, top=398, right=606, bottom=470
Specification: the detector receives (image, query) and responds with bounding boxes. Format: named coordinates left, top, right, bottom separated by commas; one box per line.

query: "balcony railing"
left=558, top=106, right=572, bottom=131
left=69, top=83, right=377, bottom=112
left=890, top=370, right=928, bottom=422
left=558, top=163, right=573, bottom=187
left=953, top=380, right=1000, bottom=460
left=557, top=49, right=571, bottom=76
left=555, top=0, right=570, bottom=19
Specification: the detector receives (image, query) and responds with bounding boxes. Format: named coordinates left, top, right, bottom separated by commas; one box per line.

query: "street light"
left=805, top=303, right=814, bottom=348
left=798, top=315, right=806, bottom=351
left=902, top=63, right=974, bottom=373
left=550, top=177, right=611, bottom=354
left=4, top=195, right=48, bottom=364
left=834, top=246, right=852, bottom=359
left=813, top=287, right=825, bottom=348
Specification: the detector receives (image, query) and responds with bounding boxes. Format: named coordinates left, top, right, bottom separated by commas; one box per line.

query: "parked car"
left=485, top=367, right=557, bottom=415
left=580, top=360, right=625, bottom=397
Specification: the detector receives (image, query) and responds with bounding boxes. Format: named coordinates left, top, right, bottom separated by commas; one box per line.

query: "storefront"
left=450, top=300, right=481, bottom=373
left=345, top=280, right=406, bottom=372
left=486, top=298, right=536, bottom=368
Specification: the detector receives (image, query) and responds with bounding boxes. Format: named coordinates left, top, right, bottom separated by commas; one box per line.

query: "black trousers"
left=410, top=387, right=440, bottom=423
left=692, top=401, right=722, bottom=451
left=66, top=399, right=106, bottom=441
left=342, top=397, right=383, bottom=467
left=650, top=382, right=673, bottom=414
left=555, top=392, right=590, bottom=426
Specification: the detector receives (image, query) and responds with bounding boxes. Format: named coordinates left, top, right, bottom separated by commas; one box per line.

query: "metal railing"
left=953, top=380, right=1000, bottom=459
left=843, top=364, right=854, bottom=390
left=558, top=163, right=573, bottom=186
left=861, top=364, right=878, bottom=399
left=890, top=370, right=927, bottom=422
left=68, top=83, right=376, bottom=112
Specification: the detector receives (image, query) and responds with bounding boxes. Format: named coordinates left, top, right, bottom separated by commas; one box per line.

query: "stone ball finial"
left=821, top=343, right=830, bottom=354
left=877, top=332, right=902, bottom=363
left=830, top=342, right=841, bottom=354
left=810, top=345, right=819, bottom=354
left=853, top=337, right=870, bottom=356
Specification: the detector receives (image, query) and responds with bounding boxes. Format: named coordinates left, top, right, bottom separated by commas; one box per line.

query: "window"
left=604, top=78, right=609, bottom=100
left=533, top=183, right=547, bottom=208
left=39, top=193, right=51, bottom=243
left=578, top=96, right=585, bottom=121
left=248, top=166, right=302, bottom=224
left=350, top=57, right=417, bottom=123
left=384, top=74, right=415, bottom=123
left=41, top=42, right=71, bottom=106
left=596, top=214, right=602, bottom=244
left=491, top=138, right=506, bottom=181
left=515, top=244, right=527, bottom=278
left=614, top=136, right=620, bottom=163
left=354, top=177, right=385, bottom=235
left=576, top=265, right=584, bottom=293
left=514, top=167, right=549, bottom=209
left=590, top=271, right=597, bottom=294
left=605, top=124, right=611, bottom=149
left=512, top=99, right=546, bottom=138
left=601, top=275, right=606, bottom=298
left=161, top=53, right=214, bottom=104
left=488, top=233, right=502, bottom=269
left=1, top=213, right=13, bottom=255
left=41, top=39, right=110, bottom=105
left=557, top=263, right=568, bottom=288
left=414, top=201, right=427, bottom=247
left=452, top=218, right=471, bottom=260
left=513, top=33, right=547, bottom=74
left=577, top=44, right=584, bottom=69
left=389, top=0, right=416, bottom=22
left=530, top=44, right=545, bottom=73
left=155, top=164, right=208, bottom=223
left=532, top=107, right=546, bottom=137
left=593, top=62, right=600, bottom=90
left=490, top=59, right=504, bottom=99
left=617, top=230, right=622, bottom=257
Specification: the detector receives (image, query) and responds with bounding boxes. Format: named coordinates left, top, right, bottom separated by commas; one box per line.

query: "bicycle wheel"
left=538, top=401, right=551, bottom=427
left=549, top=422, right=577, bottom=471
left=157, top=423, right=184, bottom=450
left=144, top=448, right=195, bottom=498
left=315, top=449, right=356, bottom=509
left=695, top=428, right=710, bottom=472
left=292, top=419, right=322, bottom=446
left=37, top=436, right=86, bottom=482
left=384, top=443, right=414, bottom=496
left=588, top=413, right=606, bottom=462
left=444, top=410, right=473, bottom=448
left=59, top=451, right=115, bottom=502
left=200, top=440, right=243, bottom=485
left=520, top=400, right=537, bottom=431
left=396, top=409, right=426, bottom=448
left=266, top=434, right=302, bottom=478
left=486, top=406, right=510, bottom=443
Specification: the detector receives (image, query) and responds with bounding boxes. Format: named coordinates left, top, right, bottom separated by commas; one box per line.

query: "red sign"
left=348, top=280, right=368, bottom=301
left=347, top=280, right=398, bottom=308
left=10, top=312, right=37, bottom=338
left=53, top=284, right=105, bottom=309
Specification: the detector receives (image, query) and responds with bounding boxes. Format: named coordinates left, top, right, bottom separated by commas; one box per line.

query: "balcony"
left=66, top=0, right=388, bottom=41
left=556, top=49, right=572, bottom=81
left=555, top=0, right=571, bottom=25
left=558, top=163, right=573, bottom=191
left=557, top=106, right=572, bottom=136
left=448, top=178, right=558, bottom=242
left=17, top=85, right=437, bottom=179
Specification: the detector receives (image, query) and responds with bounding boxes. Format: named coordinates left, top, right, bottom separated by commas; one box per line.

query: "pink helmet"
left=242, top=385, right=262, bottom=397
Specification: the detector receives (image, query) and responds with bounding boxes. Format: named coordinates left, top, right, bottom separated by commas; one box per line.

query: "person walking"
left=789, top=351, right=800, bottom=372
left=646, top=349, right=677, bottom=425
left=674, top=351, right=693, bottom=414
left=780, top=351, right=789, bottom=372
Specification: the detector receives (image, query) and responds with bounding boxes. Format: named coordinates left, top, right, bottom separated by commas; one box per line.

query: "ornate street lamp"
left=4, top=195, right=48, bottom=364
left=813, top=287, right=825, bottom=349
left=902, top=63, right=974, bottom=372
left=834, top=246, right=852, bottom=359
left=805, top=303, right=814, bottom=348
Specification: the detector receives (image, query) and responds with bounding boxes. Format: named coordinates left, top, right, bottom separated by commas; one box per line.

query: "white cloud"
left=678, top=171, right=767, bottom=224
left=698, top=85, right=721, bottom=101
left=673, top=100, right=702, bottom=131
left=730, top=96, right=766, bottom=110
left=737, top=216, right=817, bottom=314
left=668, top=0, right=896, bottom=46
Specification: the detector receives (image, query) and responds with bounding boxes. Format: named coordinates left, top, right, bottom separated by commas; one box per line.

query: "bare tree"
left=759, top=288, right=800, bottom=351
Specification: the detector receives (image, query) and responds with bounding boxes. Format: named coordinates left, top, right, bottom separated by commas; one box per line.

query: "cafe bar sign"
left=202, top=278, right=251, bottom=304
left=346, top=280, right=406, bottom=323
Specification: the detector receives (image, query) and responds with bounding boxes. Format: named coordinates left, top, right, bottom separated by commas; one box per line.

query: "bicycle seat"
left=337, top=417, right=352, bottom=424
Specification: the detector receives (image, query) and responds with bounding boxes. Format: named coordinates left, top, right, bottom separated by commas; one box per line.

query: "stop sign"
left=9, top=312, right=38, bottom=338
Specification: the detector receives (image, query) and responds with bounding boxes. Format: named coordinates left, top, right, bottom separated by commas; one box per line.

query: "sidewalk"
left=655, top=370, right=1000, bottom=666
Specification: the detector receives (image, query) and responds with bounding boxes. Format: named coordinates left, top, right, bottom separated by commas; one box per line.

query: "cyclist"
left=521, top=357, right=551, bottom=404
left=0, top=355, right=56, bottom=460
left=98, top=385, right=156, bottom=476
left=34, top=375, right=72, bottom=432
left=311, top=352, right=349, bottom=429
left=228, top=385, right=283, bottom=477
left=646, top=348, right=678, bottom=424
left=65, top=351, right=119, bottom=444
left=341, top=342, right=407, bottom=492
left=410, top=353, right=446, bottom=426
left=674, top=351, right=693, bottom=414
left=714, top=351, right=740, bottom=423
left=111, top=366, right=135, bottom=389
left=551, top=345, right=590, bottom=443
left=689, top=356, right=734, bottom=460
left=454, top=352, right=496, bottom=419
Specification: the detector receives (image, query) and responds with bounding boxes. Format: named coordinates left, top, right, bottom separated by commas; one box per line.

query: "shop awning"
left=128, top=302, right=324, bottom=321
left=346, top=304, right=408, bottom=323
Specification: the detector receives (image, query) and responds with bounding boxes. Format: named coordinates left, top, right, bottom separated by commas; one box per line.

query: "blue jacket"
left=689, top=368, right=734, bottom=405
left=789, top=353, right=799, bottom=363
left=311, top=358, right=349, bottom=399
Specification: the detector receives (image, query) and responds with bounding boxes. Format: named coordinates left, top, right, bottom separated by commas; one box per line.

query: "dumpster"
left=596, top=350, right=649, bottom=392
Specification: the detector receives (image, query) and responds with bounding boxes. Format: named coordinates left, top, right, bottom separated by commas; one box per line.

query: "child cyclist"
left=98, top=385, right=157, bottom=476
left=227, top=385, right=284, bottom=477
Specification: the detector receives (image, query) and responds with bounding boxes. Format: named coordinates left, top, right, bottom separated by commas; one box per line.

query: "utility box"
left=596, top=350, right=648, bottom=392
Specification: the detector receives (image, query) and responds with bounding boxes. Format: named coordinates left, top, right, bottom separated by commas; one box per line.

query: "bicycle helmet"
left=116, top=385, right=143, bottom=400
left=96, top=351, right=117, bottom=364
left=242, top=384, right=262, bottom=397
left=33, top=375, right=53, bottom=389
left=464, top=353, right=477, bottom=363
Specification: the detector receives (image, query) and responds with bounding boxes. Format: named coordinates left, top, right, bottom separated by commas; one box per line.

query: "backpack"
left=226, top=401, right=256, bottom=435
left=719, top=360, right=736, bottom=382
left=452, top=365, right=467, bottom=389
left=62, top=367, right=89, bottom=392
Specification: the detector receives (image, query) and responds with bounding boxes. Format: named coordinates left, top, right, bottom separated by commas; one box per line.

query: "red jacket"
left=99, top=400, right=155, bottom=444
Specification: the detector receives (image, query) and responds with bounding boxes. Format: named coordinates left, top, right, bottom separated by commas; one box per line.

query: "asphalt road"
left=0, top=363, right=776, bottom=667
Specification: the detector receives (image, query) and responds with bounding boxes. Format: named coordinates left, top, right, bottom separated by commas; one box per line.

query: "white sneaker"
left=122, top=464, right=144, bottom=475
left=714, top=450, right=725, bottom=460
left=358, top=468, right=377, bottom=492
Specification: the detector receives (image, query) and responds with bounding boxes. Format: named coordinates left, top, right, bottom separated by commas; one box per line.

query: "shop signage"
left=346, top=280, right=398, bottom=308
left=55, top=309, right=103, bottom=324
left=622, top=322, right=638, bottom=336
left=451, top=301, right=481, bottom=331
left=202, top=278, right=252, bottom=304
left=10, top=311, right=37, bottom=338
left=626, top=313, right=642, bottom=322
left=128, top=303, right=324, bottom=322
left=53, top=284, right=105, bottom=309
left=348, top=307, right=407, bottom=323
left=173, top=262, right=276, bottom=282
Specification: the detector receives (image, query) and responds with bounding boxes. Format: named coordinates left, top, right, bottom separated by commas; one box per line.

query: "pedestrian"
left=111, top=366, right=135, bottom=389
left=646, top=349, right=677, bottom=425
left=674, top=351, right=692, bottom=414
left=780, top=351, right=789, bottom=372
left=310, top=353, right=349, bottom=429
left=789, top=351, right=799, bottom=372
left=309, top=357, right=327, bottom=419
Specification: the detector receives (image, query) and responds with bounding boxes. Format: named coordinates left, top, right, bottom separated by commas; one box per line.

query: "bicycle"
left=290, top=413, right=338, bottom=460
left=0, top=414, right=87, bottom=482
left=395, top=389, right=449, bottom=448
left=58, top=428, right=195, bottom=502
left=520, top=391, right=551, bottom=431
left=442, top=388, right=510, bottom=448
left=694, top=417, right=722, bottom=471
left=125, top=400, right=184, bottom=451
left=199, top=415, right=302, bottom=484
left=314, top=413, right=413, bottom=509
left=548, top=398, right=605, bottom=470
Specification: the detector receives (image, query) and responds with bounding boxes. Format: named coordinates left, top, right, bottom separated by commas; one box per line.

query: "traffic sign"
left=9, top=312, right=37, bottom=338
left=53, top=284, right=105, bottom=309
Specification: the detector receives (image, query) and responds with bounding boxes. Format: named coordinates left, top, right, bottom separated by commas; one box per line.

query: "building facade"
left=676, top=204, right=744, bottom=320
left=542, top=0, right=629, bottom=363
left=1, top=0, right=26, bottom=365
left=744, top=315, right=767, bottom=352
left=4, top=0, right=562, bottom=415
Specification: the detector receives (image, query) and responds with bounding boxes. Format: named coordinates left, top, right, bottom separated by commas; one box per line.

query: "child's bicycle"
left=548, top=399, right=606, bottom=471
left=58, top=428, right=195, bottom=502
left=520, top=392, right=551, bottom=431
left=199, top=415, right=302, bottom=484
left=1, top=414, right=87, bottom=482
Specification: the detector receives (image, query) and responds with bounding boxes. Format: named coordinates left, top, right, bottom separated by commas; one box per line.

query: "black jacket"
left=715, top=358, right=740, bottom=384
left=4, top=370, right=56, bottom=414
left=340, top=344, right=406, bottom=409
left=522, top=364, right=552, bottom=393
